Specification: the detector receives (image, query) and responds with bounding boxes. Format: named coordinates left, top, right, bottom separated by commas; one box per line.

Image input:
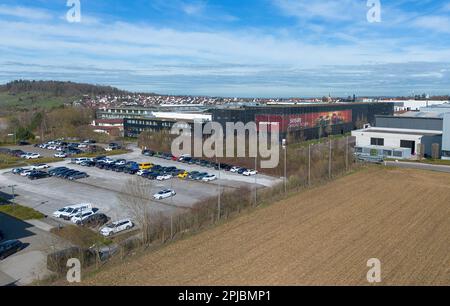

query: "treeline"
left=0, top=80, right=129, bottom=97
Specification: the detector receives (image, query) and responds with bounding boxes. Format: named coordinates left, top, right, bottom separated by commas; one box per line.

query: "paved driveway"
left=0, top=213, right=70, bottom=285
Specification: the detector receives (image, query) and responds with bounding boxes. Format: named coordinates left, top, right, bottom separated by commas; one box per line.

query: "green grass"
left=0, top=92, right=78, bottom=109
left=0, top=204, right=45, bottom=220
left=0, top=154, right=63, bottom=169
left=51, top=225, right=113, bottom=248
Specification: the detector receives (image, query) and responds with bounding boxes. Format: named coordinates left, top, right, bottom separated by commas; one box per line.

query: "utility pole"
left=217, top=157, right=221, bottom=221
left=282, top=139, right=287, bottom=194
left=254, top=154, right=257, bottom=206
left=308, top=144, right=311, bottom=186
left=8, top=185, right=17, bottom=204
left=345, top=136, right=349, bottom=172
left=328, top=140, right=332, bottom=179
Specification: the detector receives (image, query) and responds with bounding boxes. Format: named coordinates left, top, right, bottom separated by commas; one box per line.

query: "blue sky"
left=1, top=0, right=450, bottom=97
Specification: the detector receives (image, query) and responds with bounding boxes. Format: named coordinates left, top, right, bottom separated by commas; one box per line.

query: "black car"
left=0, top=231, right=4, bottom=241
left=28, top=171, right=49, bottom=180
left=0, top=240, right=24, bottom=260
left=67, top=172, right=89, bottom=180
left=142, top=149, right=155, bottom=156
left=80, top=160, right=95, bottom=167
left=18, top=140, right=30, bottom=146
left=83, top=213, right=109, bottom=228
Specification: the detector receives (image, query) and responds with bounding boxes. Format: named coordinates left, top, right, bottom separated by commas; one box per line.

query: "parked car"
left=243, top=169, right=258, bottom=176
left=100, top=219, right=134, bottom=237
left=230, top=166, right=241, bottom=173
left=115, top=159, right=126, bottom=166
left=156, top=174, right=172, bottom=181
left=202, top=174, right=217, bottom=182
left=28, top=171, right=50, bottom=180
left=53, top=206, right=73, bottom=218
left=194, top=172, right=209, bottom=180
left=153, top=189, right=176, bottom=200
left=142, top=149, right=154, bottom=156
left=30, top=163, right=50, bottom=170
left=54, top=152, right=68, bottom=158
left=25, top=153, right=41, bottom=160
left=82, top=213, right=109, bottom=228
left=19, top=169, right=33, bottom=177
left=237, top=168, right=248, bottom=175
left=59, top=203, right=93, bottom=220
left=178, top=171, right=189, bottom=179
left=12, top=168, right=26, bottom=175
left=0, top=240, right=24, bottom=260
left=67, top=172, right=89, bottom=180
left=71, top=208, right=99, bottom=225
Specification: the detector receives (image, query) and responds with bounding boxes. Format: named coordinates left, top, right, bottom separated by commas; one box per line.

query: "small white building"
left=352, top=127, right=443, bottom=159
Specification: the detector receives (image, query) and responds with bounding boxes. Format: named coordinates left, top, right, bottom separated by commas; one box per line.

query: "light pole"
left=8, top=185, right=17, bottom=204
left=216, top=157, right=221, bottom=221
left=282, top=139, right=287, bottom=194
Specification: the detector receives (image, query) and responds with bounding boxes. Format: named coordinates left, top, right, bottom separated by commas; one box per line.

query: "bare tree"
left=117, top=177, right=154, bottom=245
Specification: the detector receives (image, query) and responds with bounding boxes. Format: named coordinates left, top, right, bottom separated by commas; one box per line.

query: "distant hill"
left=0, top=80, right=130, bottom=110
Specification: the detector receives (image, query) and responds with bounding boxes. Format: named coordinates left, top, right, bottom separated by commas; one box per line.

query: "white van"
left=58, top=203, right=93, bottom=220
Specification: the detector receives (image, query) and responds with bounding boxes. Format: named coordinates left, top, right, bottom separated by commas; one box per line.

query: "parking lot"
left=0, top=144, right=282, bottom=224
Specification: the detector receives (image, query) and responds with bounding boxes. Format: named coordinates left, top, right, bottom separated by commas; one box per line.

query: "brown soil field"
left=83, top=167, right=450, bottom=285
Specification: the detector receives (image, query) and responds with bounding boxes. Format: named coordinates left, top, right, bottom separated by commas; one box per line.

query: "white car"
left=20, top=152, right=32, bottom=158
left=230, top=166, right=241, bottom=173
left=25, top=153, right=41, bottom=160
left=54, top=152, right=67, bottom=158
left=202, top=174, right=217, bottom=182
left=243, top=169, right=258, bottom=176
left=53, top=206, right=72, bottom=218
left=30, top=163, right=50, bottom=170
left=78, top=143, right=88, bottom=149
left=136, top=170, right=148, bottom=176
left=100, top=219, right=134, bottom=237
left=47, top=145, right=57, bottom=150
left=71, top=209, right=98, bottom=224
left=153, top=189, right=176, bottom=200
left=156, top=174, right=172, bottom=181
left=20, top=169, right=33, bottom=177
left=59, top=203, right=93, bottom=220
left=103, top=158, right=115, bottom=164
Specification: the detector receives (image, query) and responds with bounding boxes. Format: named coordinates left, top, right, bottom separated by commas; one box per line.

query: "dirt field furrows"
left=83, top=167, right=450, bottom=286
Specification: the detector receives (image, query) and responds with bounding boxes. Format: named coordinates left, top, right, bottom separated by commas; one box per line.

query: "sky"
left=0, top=0, right=450, bottom=97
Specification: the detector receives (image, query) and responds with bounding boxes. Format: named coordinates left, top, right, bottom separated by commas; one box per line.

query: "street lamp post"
left=8, top=185, right=17, bottom=204
left=282, top=139, right=287, bottom=194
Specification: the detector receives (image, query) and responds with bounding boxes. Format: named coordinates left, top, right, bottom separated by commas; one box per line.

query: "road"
left=385, top=161, right=450, bottom=173
left=0, top=213, right=70, bottom=286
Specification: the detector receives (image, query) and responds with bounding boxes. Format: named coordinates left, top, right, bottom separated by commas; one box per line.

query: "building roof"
left=354, top=127, right=442, bottom=137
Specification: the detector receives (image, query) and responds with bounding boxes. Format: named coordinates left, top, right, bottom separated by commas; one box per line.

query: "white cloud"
left=413, top=16, right=450, bottom=33
left=0, top=5, right=52, bottom=20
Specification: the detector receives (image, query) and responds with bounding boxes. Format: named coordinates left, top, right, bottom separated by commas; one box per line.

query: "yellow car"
left=178, top=171, right=188, bottom=179
left=139, top=163, right=153, bottom=170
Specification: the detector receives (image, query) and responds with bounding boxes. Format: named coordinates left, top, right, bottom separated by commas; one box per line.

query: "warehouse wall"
left=376, top=116, right=443, bottom=131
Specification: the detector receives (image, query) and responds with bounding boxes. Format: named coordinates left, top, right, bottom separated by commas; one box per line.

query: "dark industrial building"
left=210, top=102, right=394, bottom=141
left=120, top=102, right=394, bottom=142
